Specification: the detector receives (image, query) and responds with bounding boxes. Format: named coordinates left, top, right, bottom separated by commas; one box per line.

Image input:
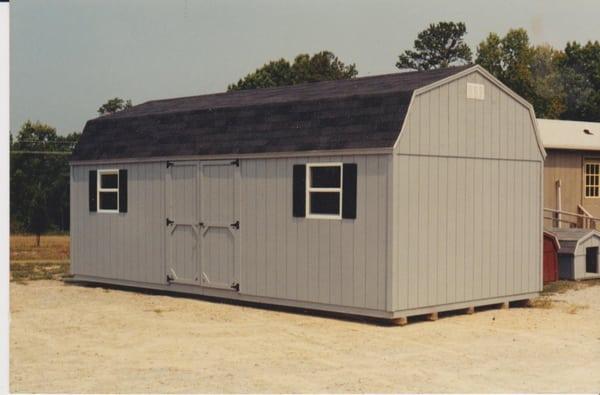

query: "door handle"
left=230, top=220, right=240, bottom=230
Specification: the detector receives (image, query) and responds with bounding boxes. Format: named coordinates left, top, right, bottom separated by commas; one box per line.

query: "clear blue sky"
left=10, top=0, right=600, bottom=135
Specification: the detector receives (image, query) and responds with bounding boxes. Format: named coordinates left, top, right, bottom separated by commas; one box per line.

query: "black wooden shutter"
left=119, top=169, right=128, bottom=213
left=89, top=170, right=97, bottom=212
left=342, top=163, right=357, bottom=219
left=292, top=164, right=306, bottom=217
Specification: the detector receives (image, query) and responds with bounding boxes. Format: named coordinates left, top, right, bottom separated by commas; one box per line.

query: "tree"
left=396, top=22, right=472, bottom=71
left=29, top=186, right=49, bottom=247
left=477, top=29, right=535, bottom=102
left=557, top=41, right=600, bottom=121
left=475, top=29, right=567, bottom=117
left=228, top=51, right=357, bottom=91
left=98, top=97, right=133, bottom=115
left=530, top=45, right=566, bottom=119
left=10, top=121, right=79, bottom=234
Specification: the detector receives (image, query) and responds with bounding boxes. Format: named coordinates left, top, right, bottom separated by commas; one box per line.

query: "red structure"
left=543, top=231, right=560, bottom=284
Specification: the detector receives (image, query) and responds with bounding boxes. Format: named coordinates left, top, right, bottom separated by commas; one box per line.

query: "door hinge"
left=166, top=161, right=174, bottom=168
left=166, top=217, right=174, bottom=226
left=230, top=220, right=240, bottom=230
left=230, top=159, right=239, bottom=167
left=231, top=282, right=240, bottom=292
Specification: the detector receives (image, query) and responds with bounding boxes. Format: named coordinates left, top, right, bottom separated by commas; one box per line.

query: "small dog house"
left=543, top=231, right=560, bottom=284
left=550, top=228, right=600, bottom=280
left=70, top=65, right=545, bottom=321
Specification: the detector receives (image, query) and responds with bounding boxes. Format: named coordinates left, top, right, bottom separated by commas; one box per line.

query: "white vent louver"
left=467, top=83, right=485, bottom=100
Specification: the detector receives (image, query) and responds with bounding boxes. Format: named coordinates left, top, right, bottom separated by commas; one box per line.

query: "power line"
left=10, top=151, right=72, bottom=155
left=15, top=139, right=78, bottom=144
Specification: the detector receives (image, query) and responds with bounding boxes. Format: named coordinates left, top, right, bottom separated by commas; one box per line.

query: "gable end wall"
left=390, top=70, right=544, bottom=311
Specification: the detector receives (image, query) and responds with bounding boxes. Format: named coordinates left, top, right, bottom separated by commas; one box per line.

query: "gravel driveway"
left=10, top=280, right=600, bottom=393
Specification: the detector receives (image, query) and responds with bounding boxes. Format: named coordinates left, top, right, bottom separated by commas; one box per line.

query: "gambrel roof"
left=71, top=66, right=472, bottom=161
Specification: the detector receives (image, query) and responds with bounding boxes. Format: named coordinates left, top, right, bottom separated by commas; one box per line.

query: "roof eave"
left=69, top=146, right=394, bottom=166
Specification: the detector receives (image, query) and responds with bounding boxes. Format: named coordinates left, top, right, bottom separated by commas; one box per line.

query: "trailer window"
left=584, top=162, right=600, bottom=198
left=98, top=169, right=119, bottom=212
left=306, top=163, right=342, bottom=219
left=586, top=247, right=598, bottom=273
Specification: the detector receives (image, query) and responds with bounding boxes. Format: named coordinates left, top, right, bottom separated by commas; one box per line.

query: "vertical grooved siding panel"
left=71, top=163, right=165, bottom=284
left=73, top=156, right=390, bottom=313
left=239, top=155, right=389, bottom=310
left=391, top=70, right=543, bottom=311
left=365, top=157, right=379, bottom=309
left=353, top=156, right=367, bottom=307
left=396, top=155, right=409, bottom=310
left=378, top=156, right=388, bottom=310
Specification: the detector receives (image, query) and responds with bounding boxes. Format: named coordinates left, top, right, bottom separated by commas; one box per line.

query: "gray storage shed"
left=549, top=228, right=600, bottom=280
left=70, top=65, right=545, bottom=320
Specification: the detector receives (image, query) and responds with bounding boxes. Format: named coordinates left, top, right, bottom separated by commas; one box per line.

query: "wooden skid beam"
left=466, top=306, right=475, bottom=314
left=427, top=312, right=438, bottom=321
left=500, top=302, right=509, bottom=309
left=391, top=317, right=408, bottom=326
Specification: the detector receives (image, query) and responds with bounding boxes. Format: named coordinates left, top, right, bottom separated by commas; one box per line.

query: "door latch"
left=166, top=274, right=174, bottom=283
left=166, top=218, right=174, bottom=226
left=166, top=161, right=174, bottom=168
left=231, top=282, right=240, bottom=292
left=230, top=220, right=240, bottom=230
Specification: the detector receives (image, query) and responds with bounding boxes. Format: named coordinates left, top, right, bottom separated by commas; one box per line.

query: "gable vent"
left=467, top=83, right=485, bottom=100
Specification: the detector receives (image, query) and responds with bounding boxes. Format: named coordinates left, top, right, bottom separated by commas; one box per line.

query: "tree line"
left=230, top=22, right=600, bottom=122
left=10, top=99, right=131, bottom=242
left=11, top=22, right=599, bottom=239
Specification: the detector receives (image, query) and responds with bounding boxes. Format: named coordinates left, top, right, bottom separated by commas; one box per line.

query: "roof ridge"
left=94, top=89, right=412, bottom=123
left=133, top=65, right=472, bottom=107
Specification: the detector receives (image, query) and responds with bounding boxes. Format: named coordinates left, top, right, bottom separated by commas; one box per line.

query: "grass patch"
left=10, top=260, right=70, bottom=282
left=543, top=279, right=600, bottom=295
left=10, top=234, right=70, bottom=261
left=531, top=297, right=554, bottom=309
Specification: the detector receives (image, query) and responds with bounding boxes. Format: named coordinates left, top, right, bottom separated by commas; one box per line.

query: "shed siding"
left=71, top=163, right=166, bottom=284
left=392, top=70, right=543, bottom=311
left=240, top=155, right=390, bottom=310
left=71, top=154, right=390, bottom=311
left=575, top=236, right=600, bottom=279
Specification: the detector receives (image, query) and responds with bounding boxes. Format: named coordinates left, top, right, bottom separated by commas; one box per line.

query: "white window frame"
left=97, top=169, right=119, bottom=213
left=306, top=162, right=343, bottom=220
left=584, top=161, right=600, bottom=199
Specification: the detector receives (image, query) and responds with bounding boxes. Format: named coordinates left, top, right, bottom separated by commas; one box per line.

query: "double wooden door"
left=165, top=160, right=240, bottom=291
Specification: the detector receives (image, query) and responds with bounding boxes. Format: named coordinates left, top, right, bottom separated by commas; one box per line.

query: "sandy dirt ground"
left=10, top=280, right=600, bottom=393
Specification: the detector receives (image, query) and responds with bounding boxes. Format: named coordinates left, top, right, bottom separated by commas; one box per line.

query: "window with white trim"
left=98, top=169, right=119, bottom=212
left=585, top=162, right=600, bottom=198
left=306, top=163, right=343, bottom=219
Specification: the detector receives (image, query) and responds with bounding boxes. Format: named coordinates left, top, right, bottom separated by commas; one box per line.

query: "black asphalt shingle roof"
left=71, top=65, right=472, bottom=161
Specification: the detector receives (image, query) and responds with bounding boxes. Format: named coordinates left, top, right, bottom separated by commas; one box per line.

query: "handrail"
left=543, top=216, right=578, bottom=227
left=544, top=208, right=600, bottom=222
left=577, top=204, right=597, bottom=229
left=545, top=207, right=600, bottom=230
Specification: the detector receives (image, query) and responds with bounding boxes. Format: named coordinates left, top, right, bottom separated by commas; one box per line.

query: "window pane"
left=310, top=192, right=340, bottom=215
left=311, top=166, right=341, bottom=188
left=101, top=173, right=118, bottom=189
left=99, top=191, right=118, bottom=210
